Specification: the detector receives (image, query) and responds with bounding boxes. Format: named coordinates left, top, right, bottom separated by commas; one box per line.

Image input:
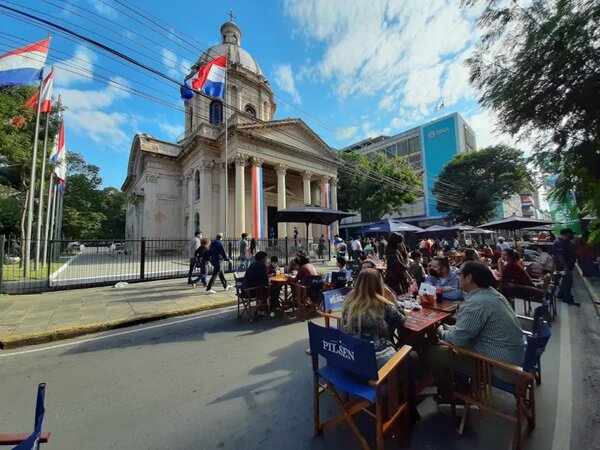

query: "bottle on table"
left=435, top=287, right=442, bottom=303
left=411, top=284, right=418, bottom=300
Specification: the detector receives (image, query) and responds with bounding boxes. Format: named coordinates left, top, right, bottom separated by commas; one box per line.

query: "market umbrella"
left=479, top=215, right=556, bottom=231
left=416, top=225, right=460, bottom=235
left=361, top=218, right=423, bottom=234
left=463, top=227, right=497, bottom=234
left=522, top=225, right=556, bottom=232
left=275, top=204, right=356, bottom=242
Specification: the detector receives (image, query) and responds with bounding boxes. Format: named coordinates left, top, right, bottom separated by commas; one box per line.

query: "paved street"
left=1, top=277, right=599, bottom=449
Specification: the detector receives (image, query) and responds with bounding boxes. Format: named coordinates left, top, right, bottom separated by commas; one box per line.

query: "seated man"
left=424, top=257, right=463, bottom=301
left=245, top=251, right=280, bottom=311
left=428, top=261, right=525, bottom=402
left=408, top=251, right=426, bottom=285
left=331, top=256, right=352, bottom=288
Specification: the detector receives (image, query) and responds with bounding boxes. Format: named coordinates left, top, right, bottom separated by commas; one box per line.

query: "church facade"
left=122, top=21, right=341, bottom=240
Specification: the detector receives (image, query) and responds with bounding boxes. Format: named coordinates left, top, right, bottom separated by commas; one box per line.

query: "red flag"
left=10, top=69, right=54, bottom=126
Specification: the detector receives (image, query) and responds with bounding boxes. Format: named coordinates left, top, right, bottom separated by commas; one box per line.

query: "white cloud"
left=161, top=48, right=190, bottom=78
left=58, top=77, right=130, bottom=111
left=273, top=64, right=302, bottom=104
left=89, top=0, right=118, bottom=18
left=54, top=45, right=96, bottom=87
left=284, top=0, right=477, bottom=113
left=158, top=122, right=185, bottom=140
left=336, top=126, right=358, bottom=141
left=65, top=110, right=129, bottom=147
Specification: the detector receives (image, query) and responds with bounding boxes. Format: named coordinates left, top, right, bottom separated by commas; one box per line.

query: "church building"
left=122, top=20, right=341, bottom=240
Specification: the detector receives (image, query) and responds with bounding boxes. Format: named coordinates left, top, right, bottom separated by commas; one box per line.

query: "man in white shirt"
left=351, top=236, right=362, bottom=260
left=497, top=237, right=510, bottom=250
left=187, top=231, right=202, bottom=284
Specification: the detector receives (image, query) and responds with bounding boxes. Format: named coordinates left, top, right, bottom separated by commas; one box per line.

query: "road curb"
left=0, top=298, right=237, bottom=350
left=576, top=264, right=600, bottom=317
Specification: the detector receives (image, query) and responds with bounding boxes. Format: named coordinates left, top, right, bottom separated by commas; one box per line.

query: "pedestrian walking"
left=187, top=231, right=202, bottom=284
left=293, top=226, right=299, bottom=246
left=237, top=233, right=249, bottom=272
left=269, top=226, right=276, bottom=247
left=206, top=233, right=231, bottom=294
left=191, top=237, right=210, bottom=288
left=318, top=234, right=325, bottom=259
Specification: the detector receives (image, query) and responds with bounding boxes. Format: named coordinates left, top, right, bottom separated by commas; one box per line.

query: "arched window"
left=194, top=170, right=200, bottom=200
left=209, top=100, right=223, bottom=124
left=245, top=104, right=256, bottom=118
left=194, top=212, right=200, bottom=233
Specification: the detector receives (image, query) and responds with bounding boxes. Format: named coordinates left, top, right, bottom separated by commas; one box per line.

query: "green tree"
left=337, top=152, right=420, bottom=222
left=432, top=145, right=530, bottom=225
left=465, top=0, right=600, bottom=239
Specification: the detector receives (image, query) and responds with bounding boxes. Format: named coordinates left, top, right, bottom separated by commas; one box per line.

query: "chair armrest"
left=244, top=286, right=269, bottom=298
left=439, top=340, right=535, bottom=381
left=516, top=314, right=534, bottom=322
left=369, top=345, right=412, bottom=387
left=318, top=311, right=342, bottom=321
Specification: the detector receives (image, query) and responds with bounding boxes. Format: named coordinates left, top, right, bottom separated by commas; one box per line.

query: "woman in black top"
left=384, top=232, right=412, bottom=294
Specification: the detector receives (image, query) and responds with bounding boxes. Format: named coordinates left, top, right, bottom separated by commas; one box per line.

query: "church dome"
left=194, top=21, right=263, bottom=77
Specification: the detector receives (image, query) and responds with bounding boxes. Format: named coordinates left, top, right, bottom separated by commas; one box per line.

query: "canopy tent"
left=416, top=225, right=460, bottom=235
left=463, top=227, right=497, bottom=235
left=361, top=218, right=423, bottom=234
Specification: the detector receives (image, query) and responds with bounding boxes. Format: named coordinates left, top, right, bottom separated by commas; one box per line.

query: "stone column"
left=302, top=171, right=313, bottom=241
left=251, top=157, right=264, bottom=238
left=235, top=154, right=247, bottom=236
left=200, top=163, right=213, bottom=237
left=330, top=177, right=339, bottom=236
left=276, top=164, right=288, bottom=237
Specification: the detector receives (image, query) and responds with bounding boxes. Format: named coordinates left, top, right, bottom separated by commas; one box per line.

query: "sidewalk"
left=0, top=259, right=338, bottom=349
left=578, top=265, right=600, bottom=316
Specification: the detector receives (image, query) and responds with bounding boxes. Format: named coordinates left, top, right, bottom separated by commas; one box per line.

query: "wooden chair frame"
left=234, top=274, right=270, bottom=324
left=291, top=282, right=317, bottom=321
left=441, top=341, right=536, bottom=450
left=504, top=283, right=545, bottom=317
left=311, top=343, right=413, bottom=450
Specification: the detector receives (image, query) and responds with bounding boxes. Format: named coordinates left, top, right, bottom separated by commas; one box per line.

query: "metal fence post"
left=140, top=237, right=146, bottom=281
left=0, top=235, right=4, bottom=295
left=285, top=236, right=289, bottom=267
left=47, top=239, right=52, bottom=288
left=328, top=239, right=331, bottom=261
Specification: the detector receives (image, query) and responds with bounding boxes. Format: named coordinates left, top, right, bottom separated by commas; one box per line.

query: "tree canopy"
left=465, top=0, right=600, bottom=239
left=337, top=152, right=420, bottom=223
left=432, top=145, right=530, bottom=225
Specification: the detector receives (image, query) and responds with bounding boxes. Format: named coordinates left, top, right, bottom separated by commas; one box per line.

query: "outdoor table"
left=269, top=274, right=293, bottom=311
left=423, top=301, right=459, bottom=314
left=398, top=308, right=451, bottom=353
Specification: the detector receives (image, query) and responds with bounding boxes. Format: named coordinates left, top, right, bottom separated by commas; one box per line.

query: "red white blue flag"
left=52, top=121, right=66, bottom=186
left=252, top=165, right=265, bottom=238
left=182, top=55, right=227, bottom=99
left=0, top=38, right=50, bottom=86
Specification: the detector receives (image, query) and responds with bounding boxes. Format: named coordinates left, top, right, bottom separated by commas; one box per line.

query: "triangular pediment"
left=236, top=119, right=341, bottom=165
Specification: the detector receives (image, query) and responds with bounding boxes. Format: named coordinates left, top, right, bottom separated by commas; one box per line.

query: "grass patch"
left=1, top=262, right=64, bottom=281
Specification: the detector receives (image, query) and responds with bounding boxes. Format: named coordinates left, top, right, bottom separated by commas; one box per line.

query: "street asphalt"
left=0, top=276, right=599, bottom=450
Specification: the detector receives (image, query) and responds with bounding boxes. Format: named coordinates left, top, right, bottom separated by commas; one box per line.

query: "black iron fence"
left=0, top=236, right=331, bottom=295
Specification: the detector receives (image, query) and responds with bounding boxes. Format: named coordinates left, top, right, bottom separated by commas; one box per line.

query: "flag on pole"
left=52, top=121, right=66, bottom=184
left=49, top=95, right=62, bottom=162
left=0, top=38, right=50, bottom=86
left=10, top=69, right=54, bottom=125
left=181, top=55, right=227, bottom=99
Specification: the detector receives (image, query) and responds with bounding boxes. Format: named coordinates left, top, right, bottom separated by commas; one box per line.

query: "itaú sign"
left=427, top=127, right=450, bottom=139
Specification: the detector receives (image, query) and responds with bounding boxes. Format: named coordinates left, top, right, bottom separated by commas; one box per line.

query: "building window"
left=194, top=212, right=200, bottom=233
left=386, top=143, right=397, bottom=157
left=209, top=101, right=223, bottom=124
left=397, top=140, right=409, bottom=157
left=194, top=170, right=200, bottom=200
left=408, top=136, right=420, bottom=153
left=464, top=125, right=476, bottom=152
left=245, top=104, right=256, bottom=117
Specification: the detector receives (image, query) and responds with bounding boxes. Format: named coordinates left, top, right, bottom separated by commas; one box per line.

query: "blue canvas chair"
left=518, top=302, right=552, bottom=385
left=0, top=384, right=50, bottom=448
left=308, top=322, right=412, bottom=450
left=320, top=287, right=351, bottom=328
left=331, top=271, right=351, bottom=289
left=233, top=273, right=270, bottom=324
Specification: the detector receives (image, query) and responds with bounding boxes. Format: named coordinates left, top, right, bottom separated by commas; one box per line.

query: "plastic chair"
left=0, top=384, right=50, bottom=448
left=308, top=322, right=412, bottom=450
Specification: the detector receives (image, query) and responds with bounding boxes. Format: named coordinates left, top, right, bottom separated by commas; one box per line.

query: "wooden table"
left=423, top=301, right=459, bottom=313
left=403, top=308, right=451, bottom=334
left=269, top=274, right=293, bottom=309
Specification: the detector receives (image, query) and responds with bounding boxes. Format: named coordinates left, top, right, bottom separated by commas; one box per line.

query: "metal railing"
left=0, top=236, right=332, bottom=294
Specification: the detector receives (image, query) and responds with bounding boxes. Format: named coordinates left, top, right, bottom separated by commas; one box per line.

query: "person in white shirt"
left=187, top=231, right=202, bottom=284
left=497, top=237, right=510, bottom=250
left=351, top=236, right=363, bottom=260
left=536, top=246, right=555, bottom=272
left=453, top=238, right=460, bottom=250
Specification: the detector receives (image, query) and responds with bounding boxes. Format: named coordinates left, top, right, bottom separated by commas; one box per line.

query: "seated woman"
left=464, top=248, right=480, bottom=262
left=499, top=248, right=533, bottom=292
left=342, top=269, right=419, bottom=424
left=287, top=255, right=319, bottom=284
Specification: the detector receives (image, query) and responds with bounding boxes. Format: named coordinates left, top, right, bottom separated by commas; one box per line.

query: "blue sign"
left=422, top=116, right=458, bottom=216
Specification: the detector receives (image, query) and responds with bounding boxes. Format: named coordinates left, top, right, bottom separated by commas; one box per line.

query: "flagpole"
left=224, top=63, right=228, bottom=238
left=49, top=181, right=57, bottom=242
left=42, top=172, right=54, bottom=267
left=35, top=110, right=51, bottom=269
left=23, top=68, right=44, bottom=277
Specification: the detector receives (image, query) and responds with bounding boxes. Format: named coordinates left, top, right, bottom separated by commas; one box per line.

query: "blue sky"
left=0, top=0, right=516, bottom=189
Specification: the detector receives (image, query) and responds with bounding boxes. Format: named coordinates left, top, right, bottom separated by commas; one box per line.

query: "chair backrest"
left=302, top=274, right=325, bottom=287
left=331, top=271, right=350, bottom=288
left=523, top=321, right=552, bottom=373
left=13, top=383, right=46, bottom=450
left=233, top=274, right=246, bottom=297
left=322, top=287, right=351, bottom=312
left=308, top=322, right=378, bottom=380
left=532, top=302, right=550, bottom=332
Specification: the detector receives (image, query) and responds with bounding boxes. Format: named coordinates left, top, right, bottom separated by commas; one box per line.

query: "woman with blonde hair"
left=341, top=268, right=406, bottom=368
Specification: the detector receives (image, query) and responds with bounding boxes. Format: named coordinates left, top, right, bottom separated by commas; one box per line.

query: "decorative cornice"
left=275, top=164, right=288, bottom=176
left=302, top=171, right=313, bottom=182
left=330, top=178, right=338, bottom=188
left=251, top=157, right=264, bottom=167
left=145, top=172, right=160, bottom=183
left=321, top=175, right=331, bottom=184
